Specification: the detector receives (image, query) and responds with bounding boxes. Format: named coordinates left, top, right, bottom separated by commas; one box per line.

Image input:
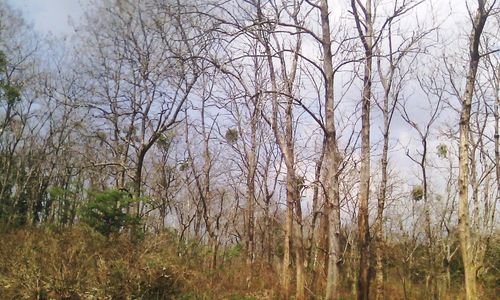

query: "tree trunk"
left=320, top=1, right=342, bottom=298
left=420, top=142, right=438, bottom=299
left=259, top=3, right=302, bottom=295
left=133, top=148, right=146, bottom=214
left=375, top=130, right=389, bottom=300
left=374, top=48, right=396, bottom=300
left=494, top=61, right=499, bottom=237
left=458, top=2, right=490, bottom=299
left=291, top=169, right=305, bottom=300
left=262, top=27, right=295, bottom=300
left=352, top=0, right=373, bottom=298
left=310, top=144, right=325, bottom=296
left=245, top=103, right=257, bottom=284
left=283, top=170, right=294, bottom=300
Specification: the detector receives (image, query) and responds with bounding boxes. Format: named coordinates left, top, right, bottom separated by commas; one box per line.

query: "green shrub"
left=79, top=189, right=140, bottom=237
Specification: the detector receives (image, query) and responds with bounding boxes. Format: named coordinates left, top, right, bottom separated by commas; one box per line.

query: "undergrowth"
left=0, top=226, right=278, bottom=299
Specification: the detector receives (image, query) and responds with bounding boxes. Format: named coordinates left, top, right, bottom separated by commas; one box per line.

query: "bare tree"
left=318, top=1, right=343, bottom=298
left=456, top=1, right=497, bottom=298
left=350, top=0, right=374, bottom=297
left=77, top=0, right=203, bottom=214
left=374, top=22, right=428, bottom=299
left=400, top=72, right=444, bottom=299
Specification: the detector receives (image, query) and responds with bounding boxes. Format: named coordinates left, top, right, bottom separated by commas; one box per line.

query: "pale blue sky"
left=6, top=0, right=86, bottom=36
left=6, top=0, right=471, bottom=38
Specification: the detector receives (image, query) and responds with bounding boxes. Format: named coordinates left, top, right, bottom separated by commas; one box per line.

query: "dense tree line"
left=0, top=0, right=499, bottom=299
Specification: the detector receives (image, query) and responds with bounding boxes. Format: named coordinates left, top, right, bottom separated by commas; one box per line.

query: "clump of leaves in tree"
left=80, top=190, right=140, bottom=237
left=225, top=128, right=238, bottom=144
left=411, top=185, right=424, bottom=201
left=296, top=175, right=306, bottom=190
left=157, top=133, right=172, bottom=151
left=178, top=161, right=190, bottom=171
left=0, top=50, right=21, bottom=104
left=437, top=143, right=448, bottom=158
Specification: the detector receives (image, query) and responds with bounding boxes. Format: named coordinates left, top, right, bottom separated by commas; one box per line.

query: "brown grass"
left=1, top=227, right=496, bottom=299
left=0, top=226, right=279, bottom=299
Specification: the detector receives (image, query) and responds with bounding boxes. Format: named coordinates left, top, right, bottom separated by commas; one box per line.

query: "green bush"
left=80, top=189, right=140, bottom=237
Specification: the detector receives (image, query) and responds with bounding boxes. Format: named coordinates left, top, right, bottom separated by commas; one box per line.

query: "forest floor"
left=0, top=226, right=278, bottom=299
left=0, top=226, right=495, bottom=299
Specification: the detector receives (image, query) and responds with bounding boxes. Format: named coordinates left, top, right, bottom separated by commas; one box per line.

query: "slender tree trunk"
left=278, top=77, right=302, bottom=299
left=283, top=167, right=294, bottom=300
left=320, top=1, right=342, bottom=298
left=262, top=29, right=294, bottom=300
left=375, top=124, right=389, bottom=300
left=316, top=200, right=330, bottom=293
left=351, top=0, right=373, bottom=298
left=325, top=145, right=341, bottom=300
left=420, top=144, right=438, bottom=299
left=458, top=2, right=491, bottom=299
left=310, top=144, right=325, bottom=296
left=374, top=49, right=397, bottom=300
left=246, top=104, right=257, bottom=284
left=494, top=64, right=499, bottom=233
left=133, top=149, right=146, bottom=213
left=258, top=3, right=303, bottom=295
left=263, top=164, right=274, bottom=266
left=291, top=169, right=305, bottom=300
left=201, top=105, right=217, bottom=269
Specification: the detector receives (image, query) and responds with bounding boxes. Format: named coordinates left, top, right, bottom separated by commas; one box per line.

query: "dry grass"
left=0, top=226, right=279, bottom=299
left=1, top=227, right=495, bottom=299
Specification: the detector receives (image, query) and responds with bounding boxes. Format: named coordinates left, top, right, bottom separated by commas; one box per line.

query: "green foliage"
left=79, top=190, right=140, bottom=237
left=179, top=161, right=190, bottom=171
left=48, top=185, right=78, bottom=226
left=411, top=185, right=424, bottom=201
left=0, top=51, right=5, bottom=69
left=481, top=235, right=500, bottom=290
left=296, top=175, right=306, bottom=190
left=437, top=143, right=448, bottom=158
left=0, top=50, right=21, bottom=105
left=49, top=186, right=67, bottom=199
left=225, top=243, right=242, bottom=258
left=225, top=128, right=239, bottom=144
left=157, top=132, right=173, bottom=151
left=96, top=130, right=107, bottom=140
left=3, top=84, right=20, bottom=104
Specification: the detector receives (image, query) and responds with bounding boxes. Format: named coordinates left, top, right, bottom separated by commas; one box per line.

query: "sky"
left=6, top=0, right=472, bottom=38
left=6, top=0, right=86, bottom=36
left=5, top=0, right=494, bottom=197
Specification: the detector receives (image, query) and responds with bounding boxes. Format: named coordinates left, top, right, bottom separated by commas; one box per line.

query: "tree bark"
left=351, top=0, right=373, bottom=298
left=493, top=61, right=499, bottom=241
left=458, top=2, right=491, bottom=299
left=261, top=25, right=294, bottom=300
left=310, top=144, right=325, bottom=296
left=374, top=91, right=390, bottom=300
left=320, top=1, right=342, bottom=299
left=257, top=2, right=303, bottom=296
left=245, top=93, right=258, bottom=284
